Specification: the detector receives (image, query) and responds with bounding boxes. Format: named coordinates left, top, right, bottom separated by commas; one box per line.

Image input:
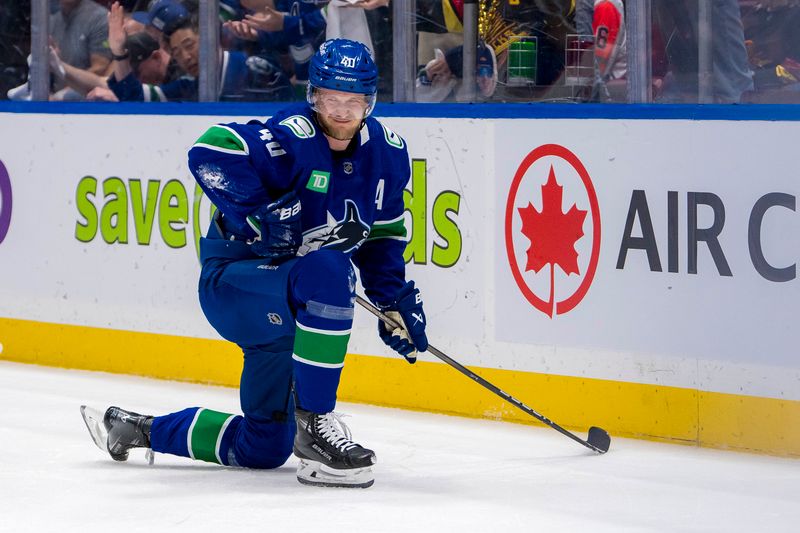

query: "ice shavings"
left=197, top=164, right=228, bottom=190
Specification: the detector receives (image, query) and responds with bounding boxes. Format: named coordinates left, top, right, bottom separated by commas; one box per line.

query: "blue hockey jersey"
left=188, top=102, right=410, bottom=306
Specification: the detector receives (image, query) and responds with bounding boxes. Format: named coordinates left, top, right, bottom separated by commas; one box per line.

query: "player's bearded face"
left=314, top=88, right=370, bottom=141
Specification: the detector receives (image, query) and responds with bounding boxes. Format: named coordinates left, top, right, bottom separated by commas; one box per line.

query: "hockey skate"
left=293, top=408, right=376, bottom=488
left=80, top=405, right=153, bottom=462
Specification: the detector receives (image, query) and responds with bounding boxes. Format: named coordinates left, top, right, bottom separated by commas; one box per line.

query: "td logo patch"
left=306, top=170, right=330, bottom=193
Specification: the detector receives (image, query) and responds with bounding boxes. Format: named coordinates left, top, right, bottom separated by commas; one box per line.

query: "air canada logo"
left=0, top=160, right=12, bottom=245
left=505, top=144, right=601, bottom=318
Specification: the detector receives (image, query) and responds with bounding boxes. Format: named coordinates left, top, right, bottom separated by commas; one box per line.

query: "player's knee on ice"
left=228, top=415, right=295, bottom=469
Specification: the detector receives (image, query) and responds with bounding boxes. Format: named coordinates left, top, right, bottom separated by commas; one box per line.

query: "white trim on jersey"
left=372, top=213, right=405, bottom=226
left=369, top=235, right=407, bottom=242
left=186, top=408, right=203, bottom=460
left=192, top=143, right=248, bottom=156
left=295, top=321, right=351, bottom=337
left=291, top=353, right=345, bottom=369
left=214, top=414, right=236, bottom=465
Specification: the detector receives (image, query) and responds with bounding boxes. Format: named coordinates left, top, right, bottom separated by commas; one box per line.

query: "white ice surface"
left=0, top=361, right=798, bottom=533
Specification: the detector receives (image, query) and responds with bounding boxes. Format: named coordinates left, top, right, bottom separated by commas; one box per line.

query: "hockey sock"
left=151, top=407, right=239, bottom=465
left=288, top=249, right=356, bottom=413
left=187, top=408, right=238, bottom=464
left=292, top=316, right=351, bottom=414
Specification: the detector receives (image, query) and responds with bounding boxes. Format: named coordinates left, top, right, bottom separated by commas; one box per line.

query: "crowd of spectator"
left=2, top=0, right=800, bottom=104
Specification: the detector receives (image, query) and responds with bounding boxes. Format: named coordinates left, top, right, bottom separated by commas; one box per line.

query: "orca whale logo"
left=299, top=199, right=370, bottom=255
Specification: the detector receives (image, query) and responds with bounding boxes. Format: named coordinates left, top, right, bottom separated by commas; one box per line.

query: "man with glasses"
left=81, top=39, right=428, bottom=489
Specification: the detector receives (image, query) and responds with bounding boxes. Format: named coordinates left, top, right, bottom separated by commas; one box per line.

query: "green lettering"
left=75, top=176, right=98, bottom=242
left=193, top=183, right=204, bottom=259
left=431, top=191, right=462, bottom=268
left=192, top=183, right=217, bottom=261
left=403, top=159, right=427, bottom=264
left=159, top=180, right=188, bottom=248
left=129, top=180, right=160, bottom=245
left=100, top=177, right=128, bottom=244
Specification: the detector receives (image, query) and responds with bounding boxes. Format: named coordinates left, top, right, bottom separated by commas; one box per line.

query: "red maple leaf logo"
left=518, top=165, right=587, bottom=316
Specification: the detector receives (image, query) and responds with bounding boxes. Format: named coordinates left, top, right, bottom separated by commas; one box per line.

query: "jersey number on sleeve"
left=259, top=128, right=287, bottom=157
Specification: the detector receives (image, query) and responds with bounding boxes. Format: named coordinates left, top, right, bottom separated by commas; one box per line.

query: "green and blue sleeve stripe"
left=192, top=125, right=250, bottom=156
left=367, top=214, right=407, bottom=242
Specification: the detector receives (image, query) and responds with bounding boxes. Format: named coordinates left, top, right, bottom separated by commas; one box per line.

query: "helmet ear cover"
left=307, top=38, right=378, bottom=117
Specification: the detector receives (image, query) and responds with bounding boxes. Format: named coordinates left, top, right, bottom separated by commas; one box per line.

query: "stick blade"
left=587, top=426, right=611, bottom=454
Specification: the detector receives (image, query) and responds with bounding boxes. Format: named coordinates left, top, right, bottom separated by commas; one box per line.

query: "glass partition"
left=1, top=1, right=32, bottom=101
left=209, top=0, right=393, bottom=102
left=652, top=0, right=751, bottom=103
left=415, top=0, right=604, bottom=103
left=732, top=0, right=800, bottom=103
left=3, top=0, right=800, bottom=105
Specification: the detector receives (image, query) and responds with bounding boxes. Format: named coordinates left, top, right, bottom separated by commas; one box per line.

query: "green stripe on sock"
left=194, top=125, right=246, bottom=153
left=189, top=408, right=234, bottom=464
left=293, top=324, right=350, bottom=366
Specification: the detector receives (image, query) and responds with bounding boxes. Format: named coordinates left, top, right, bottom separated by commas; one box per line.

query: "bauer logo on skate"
left=0, top=159, right=12, bottom=246
left=504, top=144, right=601, bottom=318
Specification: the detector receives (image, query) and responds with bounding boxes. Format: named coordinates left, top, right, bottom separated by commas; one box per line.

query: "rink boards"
left=0, top=104, right=797, bottom=456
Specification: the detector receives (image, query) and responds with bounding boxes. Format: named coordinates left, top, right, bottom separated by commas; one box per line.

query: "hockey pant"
left=149, top=247, right=356, bottom=469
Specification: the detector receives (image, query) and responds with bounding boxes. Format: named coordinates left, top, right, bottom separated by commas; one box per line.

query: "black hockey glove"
left=378, top=280, right=428, bottom=364
left=247, top=191, right=302, bottom=262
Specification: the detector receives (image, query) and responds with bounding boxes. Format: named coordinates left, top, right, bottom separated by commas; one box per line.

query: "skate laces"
left=315, top=412, right=357, bottom=452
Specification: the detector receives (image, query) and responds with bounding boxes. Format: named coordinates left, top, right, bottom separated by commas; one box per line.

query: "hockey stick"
left=355, top=295, right=611, bottom=454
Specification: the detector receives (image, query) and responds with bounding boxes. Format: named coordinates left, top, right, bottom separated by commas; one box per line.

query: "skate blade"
left=80, top=405, right=109, bottom=454
left=296, top=458, right=374, bottom=489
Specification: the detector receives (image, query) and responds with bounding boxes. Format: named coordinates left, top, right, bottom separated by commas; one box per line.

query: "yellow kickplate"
left=1, top=317, right=798, bottom=457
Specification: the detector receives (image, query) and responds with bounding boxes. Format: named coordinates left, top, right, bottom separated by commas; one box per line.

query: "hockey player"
left=81, top=38, right=428, bottom=489
left=592, top=0, right=627, bottom=82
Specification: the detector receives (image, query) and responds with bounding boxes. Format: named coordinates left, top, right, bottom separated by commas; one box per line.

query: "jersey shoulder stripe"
left=192, top=125, right=250, bottom=156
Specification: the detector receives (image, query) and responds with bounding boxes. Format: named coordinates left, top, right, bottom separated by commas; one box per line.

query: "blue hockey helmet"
left=307, top=39, right=378, bottom=117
